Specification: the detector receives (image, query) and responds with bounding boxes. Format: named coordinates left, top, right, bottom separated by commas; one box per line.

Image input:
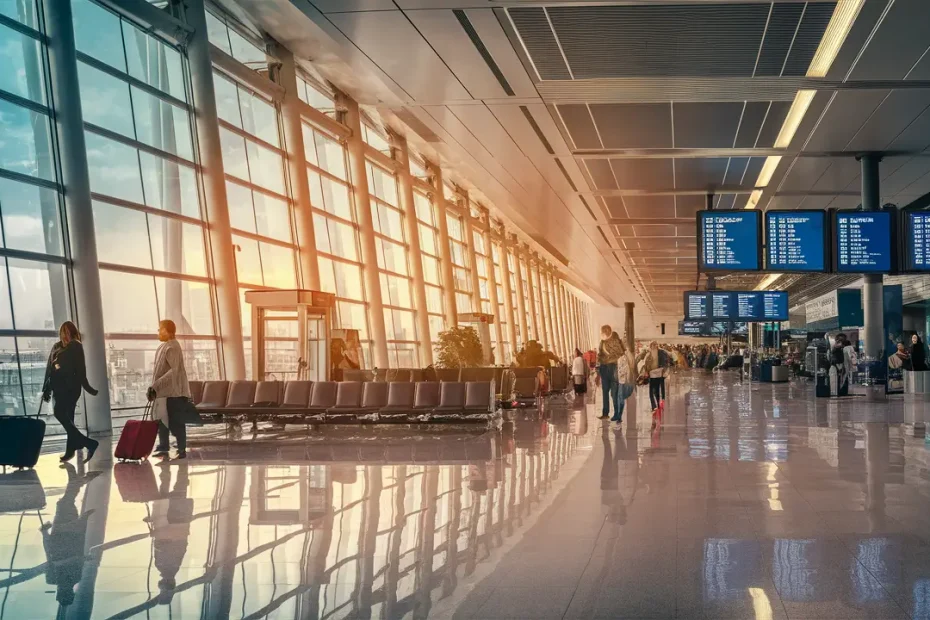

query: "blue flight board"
left=710, top=292, right=733, bottom=319
left=699, top=210, right=762, bottom=271
left=761, top=291, right=788, bottom=321
left=906, top=212, right=930, bottom=270
left=734, top=292, right=762, bottom=320
left=835, top=211, right=892, bottom=273
left=766, top=210, right=827, bottom=272
left=684, top=292, right=709, bottom=319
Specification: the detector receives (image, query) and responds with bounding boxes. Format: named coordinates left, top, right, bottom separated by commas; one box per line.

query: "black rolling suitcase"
left=0, top=402, right=46, bottom=470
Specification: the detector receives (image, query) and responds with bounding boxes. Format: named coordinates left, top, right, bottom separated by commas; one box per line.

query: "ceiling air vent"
left=554, top=157, right=577, bottom=191
left=597, top=227, right=612, bottom=247
left=520, top=106, right=554, bottom=154
left=579, top=196, right=597, bottom=221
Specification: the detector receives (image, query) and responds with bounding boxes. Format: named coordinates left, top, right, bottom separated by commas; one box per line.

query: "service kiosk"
left=245, top=289, right=336, bottom=382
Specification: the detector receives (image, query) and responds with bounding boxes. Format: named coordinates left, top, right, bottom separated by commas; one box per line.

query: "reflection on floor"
left=4, top=373, right=930, bottom=618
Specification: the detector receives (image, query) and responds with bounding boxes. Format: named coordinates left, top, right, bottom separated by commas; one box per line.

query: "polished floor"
left=4, top=372, right=930, bottom=618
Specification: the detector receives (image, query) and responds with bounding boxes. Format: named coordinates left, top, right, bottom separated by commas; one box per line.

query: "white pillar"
left=343, top=98, right=389, bottom=368
left=430, top=165, right=458, bottom=328
left=179, top=0, right=245, bottom=379
left=499, top=231, right=517, bottom=361
left=512, top=239, right=529, bottom=347
left=272, top=44, right=320, bottom=290
left=394, top=136, right=433, bottom=365
left=525, top=253, right=540, bottom=343
left=462, top=196, right=483, bottom=315
left=44, top=0, right=111, bottom=431
left=481, top=211, right=504, bottom=362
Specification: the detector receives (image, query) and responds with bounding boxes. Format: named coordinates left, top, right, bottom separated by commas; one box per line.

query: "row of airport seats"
left=188, top=379, right=496, bottom=423
left=342, top=367, right=509, bottom=386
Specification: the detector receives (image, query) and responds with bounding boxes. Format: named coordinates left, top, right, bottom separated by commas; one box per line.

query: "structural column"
left=499, top=231, right=518, bottom=358
left=431, top=165, right=458, bottom=328
left=178, top=0, right=245, bottom=379
left=572, top=294, right=582, bottom=350
left=861, top=153, right=884, bottom=358
left=551, top=273, right=567, bottom=357
left=394, top=136, right=433, bottom=365
left=44, top=0, right=111, bottom=431
left=541, top=267, right=557, bottom=355
left=344, top=98, right=389, bottom=368
left=624, top=302, right=635, bottom=353
left=481, top=210, right=504, bottom=360
left=462, top=196, right=483, bottom=315
left=525, top=252, right=540, bottom=343
left=556, top=282, right=570, bottom=353
left=511, top=236, right=528, bottom=347
left=272, top=44, right=320, bottom=290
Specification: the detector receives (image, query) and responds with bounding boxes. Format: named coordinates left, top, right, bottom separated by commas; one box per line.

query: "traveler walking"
left=572, top=348, right=587, bottom=395
left=596, top=325, right=635, bottom=428
left=42, top=321, right=100, bottom=463
left=638, top=341, right=670, bottom=412
left=149, top=320, right=192, bottom=460
left=911, top=334, right=927, bottom=371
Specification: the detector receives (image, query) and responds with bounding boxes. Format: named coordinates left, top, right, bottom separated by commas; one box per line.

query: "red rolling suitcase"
left=115, top=403, right=158, bottom=461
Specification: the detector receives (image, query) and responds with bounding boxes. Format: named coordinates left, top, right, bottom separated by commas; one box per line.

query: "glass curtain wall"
left=0, top=2, right=71, bottom=424
left=207, top=10, right=300, bottom=377
left=73, top=0, right=219, bottom=422
left=473, top=227, right=491, bottom=315
left=507, top=250, right=522, bottom=349
left=414, top=189, right=446, bottom=345
left=447, top=210, right=472, bottom=320
left=301, top=80, right=372, bottom=368
left=519, top=258, right=532, bottom=340
left=364, top=124, right=419, bottom=368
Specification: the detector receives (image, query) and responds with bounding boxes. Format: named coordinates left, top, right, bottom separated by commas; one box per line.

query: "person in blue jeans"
left=597, top=325, right=627, bottom=424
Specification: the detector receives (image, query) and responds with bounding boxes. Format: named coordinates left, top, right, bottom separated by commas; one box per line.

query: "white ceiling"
left=223, top=0, right=930, bottom=320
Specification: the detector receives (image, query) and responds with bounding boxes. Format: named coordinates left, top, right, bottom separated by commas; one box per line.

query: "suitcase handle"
left=141, top=401, right=154, bottom=421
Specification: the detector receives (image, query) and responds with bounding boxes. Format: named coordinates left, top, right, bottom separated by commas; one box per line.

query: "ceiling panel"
left=723, top=157, right=751, bottom=186
left=803, top=91, right=890, bottom=152
left=881, top=158, right=930, bottom=195
left=603, top=197, right=627, bottom=218
left=610, top=158, right=674, bottom=191
left=887, top=106, right=930, bottom=151
left=506, top=7, right=571, bottom=80
left=326, top=11, right=472, bottom=102
left=463, top=9, right=538, bottom=97
left=584, top=159, right=617, bottom=191
left=846, top=91, right=930, bottom=151
left=556, top=104, right=601, bottom=149
left=847, top=0, right=930, bottom=81
left=812, top=158, right=861, bottom=192
left=755, top=101, right=791, bottom=148
left=735, top=102, right=769, bottom=148
left=624, top=196, right=676, bottom=219
left=674, top=157, right=729, bottom=189
left=675, top=195, right=706, bottom=218
left=613, top=225, right=635, bottom=236
left=782, top=3, right=836, bottom=76
left=673, top=103, right=743, bottom=148
left=590, top=104, right=672, bottom=149
left=754, top=3, right=804, bottom=77
left=627, top=224, right=677, bottom=237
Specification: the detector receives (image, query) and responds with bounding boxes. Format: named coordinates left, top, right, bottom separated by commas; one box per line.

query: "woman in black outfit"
left=911, top=334, right=928, bottom=372
left=42, top=321, right=100, bottom=463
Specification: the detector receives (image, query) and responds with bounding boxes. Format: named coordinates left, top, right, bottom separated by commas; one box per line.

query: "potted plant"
left=434, top=326, right=484, bottom=368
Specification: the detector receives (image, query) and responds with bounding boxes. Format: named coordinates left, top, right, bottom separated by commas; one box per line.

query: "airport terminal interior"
left=4, top=0, right=930, bottom=617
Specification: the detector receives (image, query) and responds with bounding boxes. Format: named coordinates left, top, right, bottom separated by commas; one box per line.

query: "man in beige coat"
left=148, top=319, right=191, bottom=460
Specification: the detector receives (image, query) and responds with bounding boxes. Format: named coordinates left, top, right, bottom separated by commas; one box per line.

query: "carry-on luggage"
left=0, top=402, right=47, bottom=470
left=0, top=468, right=46, bottom=512
left=114, top=461, right=159, bottom=502
left=115, top=403, right=158, bottom=461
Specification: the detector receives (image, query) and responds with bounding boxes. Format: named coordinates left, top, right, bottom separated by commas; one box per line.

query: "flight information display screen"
left=835, top=211, right=893, bottom=273
left=735, top=292, right=763, bottom=320
left=684, top=292, right=709, bottom=319
left=762, top=291, right=789, bottom=321
left=699, top=210, right=761, bottom=271
left=766, top=210, right=828, bottom=272
left=710, top=292, right=733, bottom=319
left=679, top=320, right=708, bottom=336
left=906, top=212, right=930, bottom=270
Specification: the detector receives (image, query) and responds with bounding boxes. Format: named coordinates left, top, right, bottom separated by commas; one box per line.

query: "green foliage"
left=434, top=326, right=484, bottom=368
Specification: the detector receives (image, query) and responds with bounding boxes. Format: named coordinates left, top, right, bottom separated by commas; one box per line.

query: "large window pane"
left=100, top=270, right=158, bottom=334
left=380, top=273, right=411, bottom=308
left=139, top=152, right=201, bottom=218
left=226, top=181, right=256, bottom=232
left=220, top=126, right=250, bottom=181
left=233, top=235, right=262, bottom=285
left=18, top=336, right=53, bottom=417
left=314, top=132, right=346, bottom=180
left=422, top=257, right=441, bottom=286
left=72, top=0, right=127, bottom=73
left=377, top=238, right=408, bottom=276
left=367, top=162, right=397, bottom=205
left=85, top=131, right=143, bottom=203
left=214, top=72, right=241, bottom=126
left=239, top=89, right=279, bottom=147
left=0, top=100, right=54, bottom=180
left=0, top=0, right=38, bottom=29
left=372, top=202, right=403, bottom=240
left=425, top=285, right=443, bottom=314
left=77, top=61, right=134, bottom=137
left=131, top=86, right=193, bottom=160
left=122, top=23, right=186, bottom=101
left=0, top=24, right=46, bottom=104
left=332, top=261, right=363, bottom=300
left=155, top=277, right=214, bottom=335
left=419, top=224, right=437, bottom=255
left=0, top=177, right=63, bottom=256
left=336, top=301, right=368, bottom=338
left=7, top=258, right=68, bottom=331
left=253, top=192, right=291, bottom=241
left=148, top=215, right=208, bottom=278
left=246, top=140, right=285, bottom=194
left=93, top=201, right=152, bottom=268
left=0, top=336, right=24, bottom=415
left=311, top=172, right=353, bottom=221
left=259, top=243, right=296, bottom=288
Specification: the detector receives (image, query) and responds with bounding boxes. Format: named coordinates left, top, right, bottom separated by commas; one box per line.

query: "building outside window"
left=74, top=0, right=220, bottom=423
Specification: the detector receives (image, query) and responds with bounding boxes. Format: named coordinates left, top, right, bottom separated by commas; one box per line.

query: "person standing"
left=911, top=334, right=927, bottom=371
left=597, top=325, right=635, bottom=427
left=148, top=320, right=192, bottom=460
left=572, top=348, right=587, bottom=395
left=42, top=321, right=100, bottom=463
left=639, top=341, right=670, bottom=412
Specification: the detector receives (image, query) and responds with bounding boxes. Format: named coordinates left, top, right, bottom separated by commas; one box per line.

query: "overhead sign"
left=835, top=211, right=893, bottom=273
left=679, top=320, right=709, bottom=336
left=684, top=290, right=789, bottom=322
left=765, top=210, right=828, bottom=272
left=805, top=290, right=838, bottom=324
left=698, top=210, right=762, bottom=271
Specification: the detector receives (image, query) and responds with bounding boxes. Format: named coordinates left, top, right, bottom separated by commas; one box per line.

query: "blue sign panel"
left=906, top=212, right=930, bottom=270
left=762, top=291, right=788, bottom=321
left=835, top=211, right=892, bottom=273
left=735, top=292, right=762, bottom=321
left=766, top=210, right=828, bottom=272
left=710, top=292, right=733, bottom=319
left=679, top=320, right=709, bottom=336
left=699, top=210, right=761, bottom=271
left=684, top=292, right=709, bottom=319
